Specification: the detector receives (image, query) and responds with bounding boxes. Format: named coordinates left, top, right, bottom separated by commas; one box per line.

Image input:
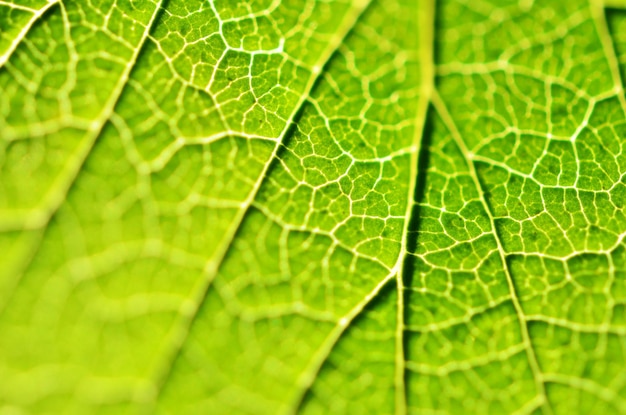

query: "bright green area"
left=1, top=0, right=626, bottom=414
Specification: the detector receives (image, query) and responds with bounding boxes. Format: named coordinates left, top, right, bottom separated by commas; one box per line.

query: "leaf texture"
left=1, top=0, right=626, bottom=414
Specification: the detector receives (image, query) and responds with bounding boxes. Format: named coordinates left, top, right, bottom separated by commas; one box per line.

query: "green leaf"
left=1, top=0, right=626, bottom=414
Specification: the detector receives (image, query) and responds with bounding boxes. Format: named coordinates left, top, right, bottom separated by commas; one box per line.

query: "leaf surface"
left=1, top=0, right=626, bottom=414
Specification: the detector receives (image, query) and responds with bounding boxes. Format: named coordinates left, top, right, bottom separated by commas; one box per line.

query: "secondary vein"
left=431, top=89, right=554, bottom=415
left=150, top=0, right=377, bottom=403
